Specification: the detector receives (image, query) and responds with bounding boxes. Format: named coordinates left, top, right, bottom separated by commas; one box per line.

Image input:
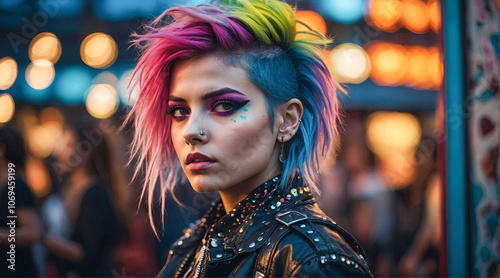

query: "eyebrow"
left=168, top=87, right=244, bottom=102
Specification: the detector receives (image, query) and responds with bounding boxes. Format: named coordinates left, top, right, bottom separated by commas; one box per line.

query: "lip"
left=185, top=152, right=216, bottom=171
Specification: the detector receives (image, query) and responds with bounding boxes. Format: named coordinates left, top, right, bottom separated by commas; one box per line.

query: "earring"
left=199, top=130, right=206, bottom=136
left=279, top=136, right=286, bottom=163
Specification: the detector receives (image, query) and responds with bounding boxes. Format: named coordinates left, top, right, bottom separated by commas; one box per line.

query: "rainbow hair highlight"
left=123, top=0, right=340, bottom=233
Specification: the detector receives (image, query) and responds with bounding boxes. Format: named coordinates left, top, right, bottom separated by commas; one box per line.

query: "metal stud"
left=331, top=254, right=337, bottom=260
left=347, top=260, right=351, bottom=265
left=341, top=257, right=345, bottom=262
left=307, top=230, right=313, bottom=234
left=177, top=240, right=183, bottom=245
left=238, top=248, right=243, bottom=252
left=217, top=232, right=223, bottom=237
left=257, top=236, right=263, bottom=241
left=239, top=228, right=244, bottom=233
left=300, top=224, right=306, bottom=228
left=320, top=256, right=327, bottom=264
left=314, top=237, right=320, bottom=242
left=355, top=264, right=359, bottom=268
left=211, top=240, right=218, bottom=248
left=271, top=205, right=276, bottom=209
left=273, top=177, right=279, bottom=182
left=276, top=202, right=281, bottom=207
left=169, top=250, right=174, bottom=255
left=249, top=242, right=255, bottom=248
left=216, top=254, right=223, bottom=258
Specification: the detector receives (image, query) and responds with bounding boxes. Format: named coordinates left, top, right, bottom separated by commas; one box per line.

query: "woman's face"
left=169, top=55, right=282, bottom=194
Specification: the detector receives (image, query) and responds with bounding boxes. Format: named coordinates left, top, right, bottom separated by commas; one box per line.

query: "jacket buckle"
left=276, top=210, right=308, bottom=226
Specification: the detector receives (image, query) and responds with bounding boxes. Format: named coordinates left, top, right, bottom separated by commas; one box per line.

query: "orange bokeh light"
left=295, top=10, right=327, bottom=40
left=367, top=0, right=403, bottom=33
left=402, top=0, right=430, bottom=34
left=428, top=0, right=441, bottom=33
left=405, top=46, right=431, bottom=89
left=365, top=41, right=408, bottom=86
left=428, top=47, right=443, bottom=90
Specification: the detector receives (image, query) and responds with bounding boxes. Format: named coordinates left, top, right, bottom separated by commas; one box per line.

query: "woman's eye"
left=167, top=106, right=189, bottom=118
left=213, top=101, right=236, bottom=113
left=212, top=100, right=249, bottom=114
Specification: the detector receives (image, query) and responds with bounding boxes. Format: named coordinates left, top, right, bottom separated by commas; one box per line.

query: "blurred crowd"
left=0, top=110, right=441, bottom=277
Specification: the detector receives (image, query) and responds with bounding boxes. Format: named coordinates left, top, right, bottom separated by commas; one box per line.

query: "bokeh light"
left=27, top=123, right=62, bottom=158
left=0, top=93, right=15, bottom=123
left=365, top=41, right=408, bottom=86
left=29, top=32, right=62, bottom=64
left=330, top=43, right=371, bottom=84
left=80, top=32, right=118, bottom=69
left=25, top=156, right=52, bottom=198
left=428, top=0, right=441, bottom=33
left=366, top=111, right=422, bottom=187
left=54, top=66, right=93, bottom=104
left=0, top=57, right=17, bottom=90
left=366, top=0, right=403, bottom=33
left=25, top=59, right=55, bottom=90
left=316, top=0, right=365, bottom=24
left=295, top=10, right=327, bottom=40
left=118, top=70, right=140, bottom=106
left=85, top=84, right=119, bottom=119
left=428, top=47, right=443, bottom=90
left=405, top=46, right=430, bottom=89
left=402, top=0, right=430, bottom=34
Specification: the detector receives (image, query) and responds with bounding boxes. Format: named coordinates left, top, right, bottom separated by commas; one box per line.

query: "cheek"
left=219, top=116, right=275, bottom=160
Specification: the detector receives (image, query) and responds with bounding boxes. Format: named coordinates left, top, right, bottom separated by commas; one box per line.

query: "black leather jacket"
left=159, top=176, right=372, bottom=278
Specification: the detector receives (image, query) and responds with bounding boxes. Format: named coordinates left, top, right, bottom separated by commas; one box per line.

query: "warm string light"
left=0, top=57, right=18, bottom=90
left=80, top=32, right=118, bottom=69
left=0, top=93, right=15, bottom=123
left=365, top=41, right=443, bottom=89
left=366, top=0, right=440, bottom=34
left=330, top=43, right=371, bottom=84
left=29, top=32, right=62, bottom=64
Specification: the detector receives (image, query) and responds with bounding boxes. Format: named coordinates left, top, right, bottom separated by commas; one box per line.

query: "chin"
left=188, top=175, right=225, bottom=193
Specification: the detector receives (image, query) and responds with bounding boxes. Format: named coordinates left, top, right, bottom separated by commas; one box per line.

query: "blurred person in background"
left=0, top=127, right=42, bottom=277
left=394, top=138, right=441, bottom=277
left=342, top=130, right=395, bottom=277
left=39, top=121, right=129, bottom=277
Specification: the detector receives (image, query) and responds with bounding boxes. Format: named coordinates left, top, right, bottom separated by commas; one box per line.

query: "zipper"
left=194, top=240, right=207, bottom=278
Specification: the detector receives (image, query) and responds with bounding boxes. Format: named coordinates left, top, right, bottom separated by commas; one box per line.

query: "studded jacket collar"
left=159, top=175, right=373, bottom=278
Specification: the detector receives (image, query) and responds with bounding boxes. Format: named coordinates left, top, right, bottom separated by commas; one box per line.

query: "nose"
left=182, top=112, right=208, bottom=145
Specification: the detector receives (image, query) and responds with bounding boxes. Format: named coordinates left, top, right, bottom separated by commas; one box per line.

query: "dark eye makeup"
left=166, top=91, right=250, bottom=120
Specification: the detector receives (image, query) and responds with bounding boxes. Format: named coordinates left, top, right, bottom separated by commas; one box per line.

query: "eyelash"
left=166, top=99, right=250, bottom=120
left=211, top=99, right=249, bottom=115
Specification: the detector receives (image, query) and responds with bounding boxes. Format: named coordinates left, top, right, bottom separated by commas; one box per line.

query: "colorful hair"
left=123, top=0, right=340, bottom=233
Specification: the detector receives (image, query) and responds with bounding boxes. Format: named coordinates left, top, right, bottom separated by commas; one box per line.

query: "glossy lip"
left=185, top=152, right=216, bottom=171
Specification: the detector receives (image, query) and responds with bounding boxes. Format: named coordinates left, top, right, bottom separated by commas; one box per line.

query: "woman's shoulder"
left=255, top=203, right=373, bottom=277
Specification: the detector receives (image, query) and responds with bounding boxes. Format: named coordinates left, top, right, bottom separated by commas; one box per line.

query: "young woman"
left=125, top=0, right=373, bottom=277
left=41, top=122, right=128, bottom=277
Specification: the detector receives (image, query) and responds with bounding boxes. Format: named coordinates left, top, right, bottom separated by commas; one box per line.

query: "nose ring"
left=199, top=130, right=206, bottom=136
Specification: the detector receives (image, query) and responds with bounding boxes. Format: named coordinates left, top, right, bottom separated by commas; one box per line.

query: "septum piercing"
left=199, top=130, right=206, bottom=136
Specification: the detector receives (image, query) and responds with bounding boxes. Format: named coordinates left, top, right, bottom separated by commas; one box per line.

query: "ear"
left=275, top=98, right=303, bottom=143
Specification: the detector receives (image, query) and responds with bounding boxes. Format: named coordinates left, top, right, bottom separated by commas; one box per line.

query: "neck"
left=219, top=166, right=281, bottom=214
